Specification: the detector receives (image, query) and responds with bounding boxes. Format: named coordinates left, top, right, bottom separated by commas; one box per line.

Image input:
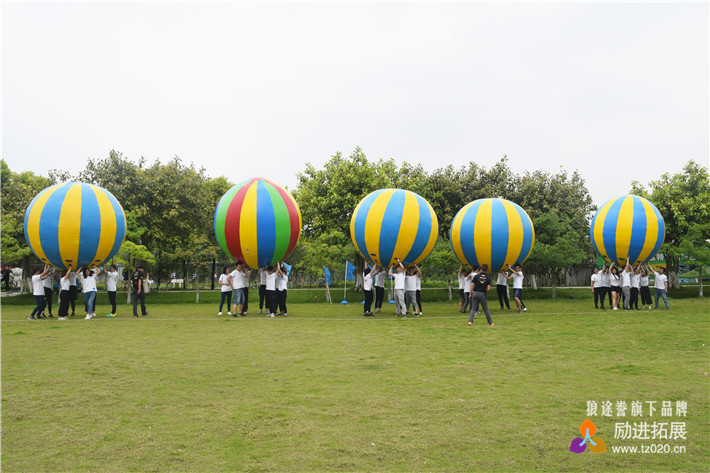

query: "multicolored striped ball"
left=350, top=189, right=438, bottom=267
left=23, top=182, right=127, bottom=270
left=214, top=178, right=302, bottom=268
left=450, top=198, right=535, bottom=273
left=590, top=194, right=665, bottom=265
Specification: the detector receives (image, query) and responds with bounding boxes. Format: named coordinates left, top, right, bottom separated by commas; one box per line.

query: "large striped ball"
left=214, top=178, right=302, bottom=268
left=23, top=182, right=127, bottom=270
left=590, top=194, right=665, bottom=266
left=450, top=198, right=535, bottom=273
left=350, top=189, right=438, bottom=267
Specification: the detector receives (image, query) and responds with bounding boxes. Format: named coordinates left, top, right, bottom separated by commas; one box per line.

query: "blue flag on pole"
left=323, top=267, right=332, bottom=286
left=346, top=261, right=356, bottom=281
left=282, top=262, right=292, bottom=277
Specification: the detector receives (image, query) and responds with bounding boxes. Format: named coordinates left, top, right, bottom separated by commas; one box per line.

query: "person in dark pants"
left=264, top=265, right=277, bottom=317
left=373, top=265, right=385, bottom=313
left=57, top=266, right=72, bottom=320
left=68, top=269, right=78, bottom=316
left=42, top=269, right=55, bottom=317
left=105, top=264, right=119, bottom=317
left=258, top=268, right=267, bottom=314
left=468, top=265, right=493, bottom=326
left=276, top=262, right=289, bottom=316
left=590, top=267, right=605, bottom=309
left=2, top=265, right=11, bottom=291
left=132, top=266, right=149, bottom=317
left=496, top=270, right=511, bottom=309
left=363, top=264, right=374, bottom=316
left=29, top=266, right=52, bottom=320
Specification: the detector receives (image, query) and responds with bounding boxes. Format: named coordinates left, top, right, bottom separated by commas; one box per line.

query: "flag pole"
left=341, top=261, right=349, bottom=304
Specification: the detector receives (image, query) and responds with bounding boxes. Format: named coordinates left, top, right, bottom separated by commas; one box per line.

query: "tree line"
left=1, top=150, right=708, bottom=294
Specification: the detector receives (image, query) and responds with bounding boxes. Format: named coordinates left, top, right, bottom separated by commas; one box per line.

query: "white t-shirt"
left=630, top=273, right=640, bottom=289
left=458, top=274, right=466, bottom=290
left=363, top=272, right=373, bottom=291
left=60, top=276, right=70, bottom=292
left=230, top=270, right=246, bottom=289
left=512, top=271, right=524, bottom=290
left=610, top=273, right=621, bottom=287
left=601, top=272, right=611, bottom=287
left=265, top=272, right=277, bottom=291
left=653, top=270, right=668, bottom=289
left=277, top=273, right=288, bottom=291
left=81, top=273, right=97, bottom=293
left=640, top=275, right=650, bottom=287
left=621, top=271, right=631, bottom=287
left=219, top=274, right=231, bottom=292
left=463, top=273, right=473, bottom=293
left=43, top=275, right=53, bottom=289
left=591, top=273, right=603, bottom=288
left=374, top=271, right=385, bottom=288
left=32, top=274, right=45, bottom=296
left=496, top=273, right=508, bottom=286
left=393, top=272, right=405, bottom=290
left=106, top=271, right=118, bottom=292
left=259, top=269, right=267, bottom=286
left=68, top=272, right=77, bottom=286
left=405, top=275, right=417, bottom=291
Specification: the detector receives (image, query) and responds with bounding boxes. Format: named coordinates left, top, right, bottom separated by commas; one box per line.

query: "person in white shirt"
left=590, top=267, right=605, bottom=309
left=29, top=265, right=52, bottom=320
left=104, top=264, right=119, bottom=317
left=404, top=265, right=420, bottom=316
left=458, top=266, right=468, bottom=312
left=217, top=266, right=233, bottom=315
left=462, top=268, right=476, bottom=314
left=68, top=269, right=78, bottom=316
left=276, top=262, right=289, bottom=316
left=79, top=266, right=101, bottom=319
left=508, top=264, right=527, bottom=313
left=496, top=270, right=511, bottom=310
left=373, top=265, right=386, bottom=313
left=609, top=264, right=622, bottom=310
left=649, top=266, right=669, bottom=310
left=57, top=265, right=72, bottom=320
left=629, top=266, right=641, bottom=310
left=363, top=264, right=375, bottom=316
left=639, top=266, right=652, bottom=309
left=258, top=268, right=267, bottom=314
left=264, top=265, right=277, bottom=317
left=42, top=268, right=55, bottom=317
left=415, top=266, right=423, bottom=315
left=229, top=263, right=248, bottom=317
left=621, top=261, right=632, bottom=310
left=601, top=264, right=612, bottom=308
left=388, top=259, right=407, bottom=317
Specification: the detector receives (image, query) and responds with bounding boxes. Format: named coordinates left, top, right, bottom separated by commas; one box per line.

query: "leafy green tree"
left=422, top=236, right=460, bottom=300
left=631, top=160, right=710, bottom=289
left=526, top=212, right=589, bottom=298
left=677, top=222, right=710, bottom=297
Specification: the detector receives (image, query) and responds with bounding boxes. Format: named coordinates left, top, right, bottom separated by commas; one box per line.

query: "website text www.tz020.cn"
left=611, top=444, right=687, bottom=454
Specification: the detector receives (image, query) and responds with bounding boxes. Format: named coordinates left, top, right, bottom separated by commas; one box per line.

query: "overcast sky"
left=2, top=1, right=708, bottom=209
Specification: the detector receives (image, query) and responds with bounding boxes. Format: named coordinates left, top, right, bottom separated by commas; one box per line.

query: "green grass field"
left=1, top=295, right=708, bottom=472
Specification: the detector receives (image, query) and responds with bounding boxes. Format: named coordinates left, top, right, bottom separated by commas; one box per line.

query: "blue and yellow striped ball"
left=350, top=189, right=438, bottom=267
left=23, top=182, right=127, bottom=270
left=450, top=198, right=535, bottom=273
left=590, top=194, right=665, bottom=266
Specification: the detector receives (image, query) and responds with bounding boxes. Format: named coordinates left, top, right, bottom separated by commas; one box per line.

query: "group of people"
left=457, top=263, right=528, bottom=327
left=590, top=262, right=669, bottom=311
left=216, top=262, right=289, bottom=317
left=28, top=264, right=150, bottom=320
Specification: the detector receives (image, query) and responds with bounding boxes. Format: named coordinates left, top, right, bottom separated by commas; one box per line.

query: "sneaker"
left=468, top=321, right=473, bottom=326
left=489, top=323, right=495, bottom=326
left=283, top=313, right=288, bottom=317
left=218, top=312, right=223, bottom=315
left=232, top=313, right=238, bottom=317
left=257, top=310, right=263, bottom=314
left=143, top=312, right=149, bottom=316
left=241, top=312, right=247, bottom=316
left=523, top=308, right=527, bottom=311
left=134, top=314, right=139, bottom=317
left=517, top=309, right=522, bottom=313
left=48, top=314, right=54, bottom=318
left=84, top=314, right=92, bottom=320
left=28, top=315, right=36, bottom=320
left=419, top=311, right=423, bottom=315
left=227, top=312, right=232, bottom=315
left=613, top=307, right=618, bottom=310
left=269, top=313, right=275, bottom=318
left=58, top=317, right=67, bottom=321
left=106, top=314, right=115, bottom=318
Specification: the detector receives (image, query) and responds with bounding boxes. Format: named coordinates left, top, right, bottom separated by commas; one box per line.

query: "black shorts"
left=458, top=289, right=465, bottom=303
left=611, top=286, right=621, bottom=293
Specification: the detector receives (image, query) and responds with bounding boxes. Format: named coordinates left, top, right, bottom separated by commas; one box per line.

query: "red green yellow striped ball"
left=214, top=178, right=302, bottom=268
left=23, top=182, right=127, bottom=270
left=590, top=194, right=665, bottom=266
left=450, top=198, right=535, bottom=273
